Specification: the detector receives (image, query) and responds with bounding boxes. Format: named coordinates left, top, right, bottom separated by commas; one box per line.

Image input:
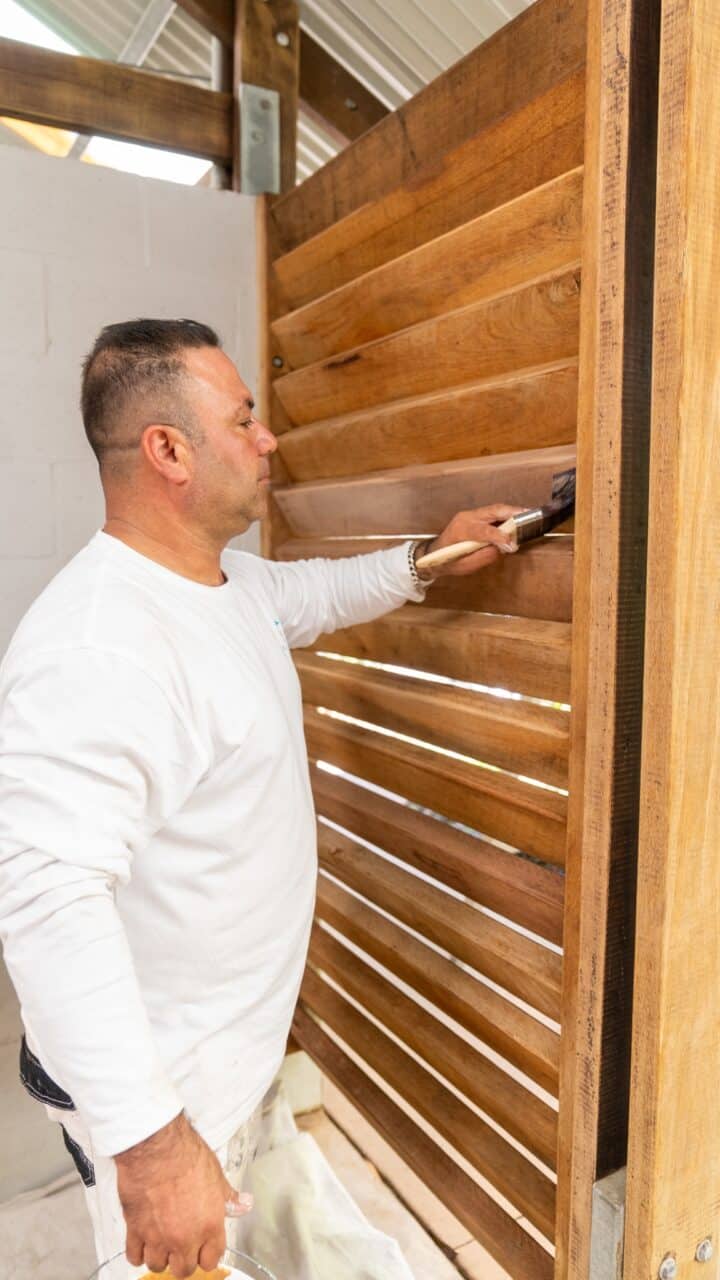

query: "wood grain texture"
left=305, top=707, right=567, bottom=865
left=273, top=168, right=584, bottom=369
left=273, top=267, right=581, bottom=425
left=278, top=535, right=574, bottom=623
left=315, top=874, right=561, bottom=1094
left=554, top=0, right=658, bottom=1274
left=276, top=361, right=578, bottom=480
left=307, top=605, right=572, bottom=702
left=310, top=761, right=565, bottom=945
left=317, top=823, right=562, bottom=1019
left=298, top=652, right=569, bottom=788
left=273, top=445, right=577, bottom=537
left=309, top=924, right=558, bottom=1168
left=0, top=37, right=233, bottom=160
left=269, top=0, right=587, bottom=254
left=293, top=1007, right=554, bottom=1280
left=271, top=71, right=585, bottom=314
left=300, top=968, right=556, bottom=1238
left=623, top=0, right=720, bottom=1275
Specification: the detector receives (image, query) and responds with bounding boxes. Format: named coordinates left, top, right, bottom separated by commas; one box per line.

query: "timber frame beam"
left=0, top=36, right=233, bottom=161
left=175, top=0, right=388, bottom=142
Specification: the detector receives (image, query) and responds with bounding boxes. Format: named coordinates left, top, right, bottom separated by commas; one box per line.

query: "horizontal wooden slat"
left=273, top=168, right=584, bottom=369
left=311, top=762, right=565, bottom=944
left=271, top=71, right=585, bottom=313
left=300, top=968, right=556, bottom=1238
left=317, top=824, right=562, bottom=1019
left=269, top=0, right=586, bottom=254
left=279, top=535, right=574, bottom=623
left=307, top=708, right=567, bottom=865
left=423, top=537, right=574, bottom=622
left=309, top=605, right=572, bottom=702
left=274, top=445, right=577, bottom=538
left=293, top=1006, right=554, bottom=1280
left=276, top=359, right=577, bottom=476
left=316, top=875, right=560, bottom=1093
left=273, top=267, right=581, bottom=426
left=309, top=924, right=558, bottom=1167
left=0, top=38, right=233, bottom=161
left=299, top=653, right=569, bottom=788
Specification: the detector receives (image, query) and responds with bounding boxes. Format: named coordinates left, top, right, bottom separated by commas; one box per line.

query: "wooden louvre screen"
left=259, top=0, right=655, bottom=1275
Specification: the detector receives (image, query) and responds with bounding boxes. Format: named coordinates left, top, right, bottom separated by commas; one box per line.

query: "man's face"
left=181, top=346, right=277, bottom=535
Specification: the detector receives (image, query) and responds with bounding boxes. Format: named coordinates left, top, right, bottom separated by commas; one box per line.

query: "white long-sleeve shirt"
left=0, top=530, right=425, bottom=1156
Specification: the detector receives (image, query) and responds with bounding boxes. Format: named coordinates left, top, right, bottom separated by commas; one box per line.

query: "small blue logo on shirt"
left=273, top=619, right=289, bottom=653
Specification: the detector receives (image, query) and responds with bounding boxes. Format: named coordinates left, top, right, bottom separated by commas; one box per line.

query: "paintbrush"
left=415, top=466, right=576, bottom=573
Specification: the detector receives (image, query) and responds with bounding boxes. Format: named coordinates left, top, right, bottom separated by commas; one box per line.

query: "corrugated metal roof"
left=14, top=0, right=537, bottom=181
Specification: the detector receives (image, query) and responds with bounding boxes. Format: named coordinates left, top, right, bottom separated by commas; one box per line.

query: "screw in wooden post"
left=658, top=1257, right=677, bottom=1280
left=696, top=1239, right=713, bottom=1263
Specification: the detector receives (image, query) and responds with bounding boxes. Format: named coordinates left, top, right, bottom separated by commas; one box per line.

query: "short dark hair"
left=81, top=318, right=220, bottom=468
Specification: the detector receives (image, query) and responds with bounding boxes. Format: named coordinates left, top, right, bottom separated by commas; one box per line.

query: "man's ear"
left=141, top=424, right=193, bottom=484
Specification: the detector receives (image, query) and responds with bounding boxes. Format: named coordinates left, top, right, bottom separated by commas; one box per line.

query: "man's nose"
left=253, top=420, right=277, bottom=453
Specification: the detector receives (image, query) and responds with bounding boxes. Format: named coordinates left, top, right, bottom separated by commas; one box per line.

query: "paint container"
left=87, top=1248, right=278, bottom=1280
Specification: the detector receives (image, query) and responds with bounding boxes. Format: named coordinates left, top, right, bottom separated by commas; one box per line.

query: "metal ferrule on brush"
left=512, top=507, right=549, bottom=545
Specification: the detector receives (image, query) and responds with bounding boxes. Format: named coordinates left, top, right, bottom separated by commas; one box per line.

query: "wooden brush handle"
left=416, top=518, right=516, bottom=572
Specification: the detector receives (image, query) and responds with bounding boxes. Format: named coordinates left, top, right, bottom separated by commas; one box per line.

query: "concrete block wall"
left=0, top=144, right=260, bottom=1201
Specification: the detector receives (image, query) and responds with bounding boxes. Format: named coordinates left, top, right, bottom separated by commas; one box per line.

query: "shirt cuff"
left=383, top=540, right=431, bottom=603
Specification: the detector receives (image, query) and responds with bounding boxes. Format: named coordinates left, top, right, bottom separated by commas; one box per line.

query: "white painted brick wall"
left=0, top=144, right=260, bottom=1200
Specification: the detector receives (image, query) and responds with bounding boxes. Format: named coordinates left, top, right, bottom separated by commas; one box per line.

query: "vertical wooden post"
left=233, top=0, right=299, bottom=193
left=623, top=2, right=720, bottom=1277
left=554, top=0, right=659, bottom=1274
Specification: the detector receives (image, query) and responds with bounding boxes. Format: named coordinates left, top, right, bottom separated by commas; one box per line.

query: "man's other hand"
left=115, top=1111, right=252, bottom=1277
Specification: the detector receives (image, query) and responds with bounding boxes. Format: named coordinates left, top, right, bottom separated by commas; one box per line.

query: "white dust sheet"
left=231, top=1083, right=416, bottom=1280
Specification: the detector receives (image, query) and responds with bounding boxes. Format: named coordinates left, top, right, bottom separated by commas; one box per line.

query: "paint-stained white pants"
left=46, top=1103, right=262, bottom=1279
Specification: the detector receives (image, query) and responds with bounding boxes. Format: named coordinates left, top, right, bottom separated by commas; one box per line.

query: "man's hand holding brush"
left=416, top=503, right=525, bottom=579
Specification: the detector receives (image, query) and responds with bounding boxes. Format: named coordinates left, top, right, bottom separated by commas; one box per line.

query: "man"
left=0, top=319, right=519, bottom=1278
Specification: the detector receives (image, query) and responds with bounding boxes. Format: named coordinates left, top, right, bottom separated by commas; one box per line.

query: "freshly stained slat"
left=279, top=535, right=574, bottom=624
left=305, top=707, right=567, bottom=866
left=271, top=72, right=584, bottom=312
left=309, top=605, right=572, bottom=702
left=269, top=0, right=586, bottom=253
left=273, top=168, right=584, bottom=369
left=298, top=652, right=569, bottom=788
left=277, top=361, right=578, bottom=481
left=300, top=969, right=556, bottom=1239
left=293, top=1008, right=554, bottom=1280
left=273, top=267, right=581, bottom=425
left=311, top=762, right=565, bottom=944
left=309, top=924, right=558, bottom=1168
left=316, top=824, right=562, bottom=1019
left=273, top=445, right=577, bottom=537
left=423, top=537, right=574, bottom=622
left=316, top=875, right=560, bottom=1093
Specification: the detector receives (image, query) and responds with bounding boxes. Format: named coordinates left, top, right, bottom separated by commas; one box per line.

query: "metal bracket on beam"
left=239, top=84, right=280, bottom=194
left=590, top=1167, right=626, bottom=1279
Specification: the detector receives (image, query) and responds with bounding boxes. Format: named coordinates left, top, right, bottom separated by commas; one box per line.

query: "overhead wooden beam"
left=174, top=0, right=234, bottom=46
left=234, top=0, right=299, bottom=192
left=299, top=31, right=388, bottom=143
left=0, top=37, right=233, bottom=161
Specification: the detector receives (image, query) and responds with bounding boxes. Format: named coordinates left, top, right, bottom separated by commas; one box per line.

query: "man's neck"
left=102, top=517, right=228, bottom=587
